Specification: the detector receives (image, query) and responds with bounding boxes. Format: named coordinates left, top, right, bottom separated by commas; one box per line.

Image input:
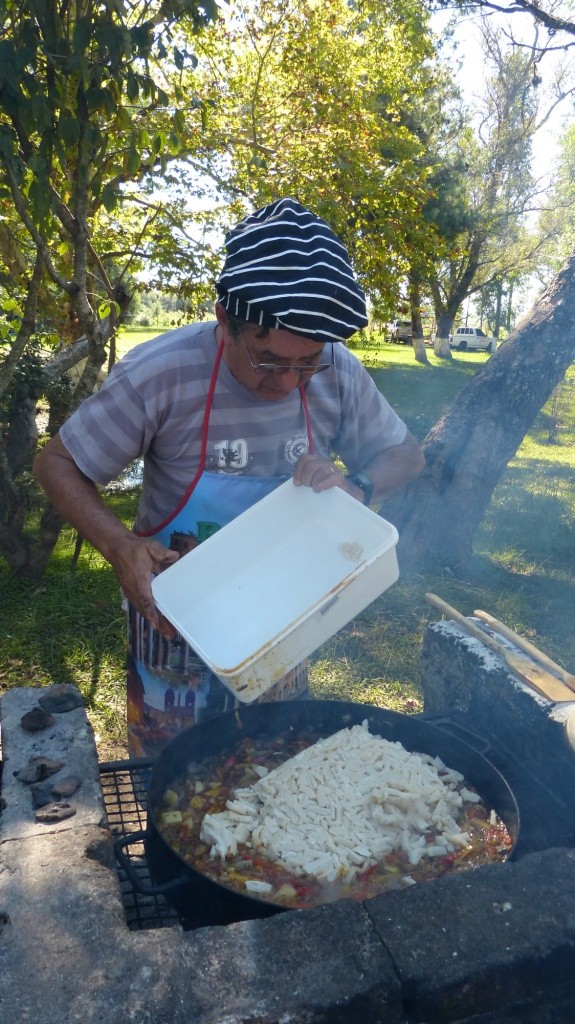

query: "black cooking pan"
left=115, top=700, right=520, bottom=929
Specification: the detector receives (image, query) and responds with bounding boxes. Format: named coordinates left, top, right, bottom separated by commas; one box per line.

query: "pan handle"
left=114, top=830, right=188, bottom=896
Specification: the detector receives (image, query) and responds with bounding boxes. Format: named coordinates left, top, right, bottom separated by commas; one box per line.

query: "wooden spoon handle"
left=473, top=609, right=575, bottom=687
left=425, top=593, right=575, bottom=700
left=424, top=593, right=514, bottom=658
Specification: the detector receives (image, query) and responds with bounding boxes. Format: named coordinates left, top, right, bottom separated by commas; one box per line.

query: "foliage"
left=124, top=287, right=188, bottom=329
left=0, top=0, right=219, bottom=577
left=173, top=0, right=444, bottom=311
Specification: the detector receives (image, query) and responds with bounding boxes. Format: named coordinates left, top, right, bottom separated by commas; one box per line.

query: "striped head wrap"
left=215, top=198, right=368, bottom=343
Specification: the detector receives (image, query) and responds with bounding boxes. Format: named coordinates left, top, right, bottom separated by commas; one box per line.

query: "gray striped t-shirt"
left=60, top=321, right=407, bottom=532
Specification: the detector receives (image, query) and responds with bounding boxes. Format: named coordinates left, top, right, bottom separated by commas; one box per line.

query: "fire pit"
left=2, top=620, right=575, bottom=1024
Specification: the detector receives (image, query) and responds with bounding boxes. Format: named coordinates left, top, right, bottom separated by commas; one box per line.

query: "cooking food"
left=156, top=721, right=512, bottom=909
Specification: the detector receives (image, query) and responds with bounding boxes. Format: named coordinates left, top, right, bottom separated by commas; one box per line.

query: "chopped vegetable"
left=160, top=809, right=183, bottom=826
left=155, top=726, right=513, bottom=910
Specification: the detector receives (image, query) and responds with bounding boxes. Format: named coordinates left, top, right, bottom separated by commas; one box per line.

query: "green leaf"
left=86, top=85, right=117, bottom=115
left=114, top=106, right=132, bottom=130
left=28, top=177, right=51, bottom=226
left=57, top=116, right=80, bottom=146
left=85, top=123, right=102, bottom=147
left=73, top=17, right=92, bottom=54
left=31, top=95, right=52, bottom=132
left=98, top=299, right=121, bottom=319
left=126, top=73, right=139, bottom=101
left=102, top=184, right=118, bottom=213
left=0, top=128, right=15, bottom=158
left=126, top=147, right=141, bottom=175
left=63, top=53, right=83, bottom=74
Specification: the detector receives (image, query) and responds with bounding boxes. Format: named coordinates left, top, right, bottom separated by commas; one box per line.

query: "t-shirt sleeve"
left=327, top=347, right=408, bottom=471
left=59, top=360, right=150, bottom=486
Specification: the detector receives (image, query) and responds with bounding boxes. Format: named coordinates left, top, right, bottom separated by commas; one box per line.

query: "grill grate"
left=99, top=759, right=180, bottom=931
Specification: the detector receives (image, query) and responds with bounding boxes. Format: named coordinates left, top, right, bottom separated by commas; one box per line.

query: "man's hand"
left=34, top=434, right=180, bottom=637
left=292, top=453, right=344, bottom=493
left=292, top=432, right=424, bottom=505
left=109, top=534, right=180, bottom=638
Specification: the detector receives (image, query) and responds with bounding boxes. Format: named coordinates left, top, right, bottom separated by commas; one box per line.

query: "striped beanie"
left=216, top=198, right=368, bottom=343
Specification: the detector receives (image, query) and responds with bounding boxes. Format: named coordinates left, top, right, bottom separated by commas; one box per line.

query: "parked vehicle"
left=387, top=319, right=412, bottom=343
left=448, top=327, right=497, bottom=353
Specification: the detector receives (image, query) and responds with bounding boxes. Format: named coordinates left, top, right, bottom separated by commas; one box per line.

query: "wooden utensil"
left=473, top=609, right=575, bottom=692
left=424, top=593, right=575, bottom=702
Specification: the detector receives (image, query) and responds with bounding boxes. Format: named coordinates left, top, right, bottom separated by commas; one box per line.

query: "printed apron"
left=126, top=341, right=313, bottom=759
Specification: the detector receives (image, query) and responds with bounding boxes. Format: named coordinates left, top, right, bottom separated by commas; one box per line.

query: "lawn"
left=116, top=327, right=161, bottom=357
left=2, top=333, right=574, bottom=759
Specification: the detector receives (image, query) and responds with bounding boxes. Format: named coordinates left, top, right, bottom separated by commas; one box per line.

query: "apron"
left=126, top=340, right=313, bottom=760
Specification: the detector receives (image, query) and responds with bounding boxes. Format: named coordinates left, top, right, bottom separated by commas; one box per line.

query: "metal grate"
left=99, top=758, right=180, bottom=931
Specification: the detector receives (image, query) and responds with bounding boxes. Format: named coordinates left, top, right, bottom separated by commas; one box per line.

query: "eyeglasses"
left=239, top=333, right=334, bottom=376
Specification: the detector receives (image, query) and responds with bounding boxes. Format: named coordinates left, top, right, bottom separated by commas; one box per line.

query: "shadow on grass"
left=367, top=361, right=479, bottom=439
left=0, top=560, right=125, bottom=694
left=0, top=487, right=139, bottom=747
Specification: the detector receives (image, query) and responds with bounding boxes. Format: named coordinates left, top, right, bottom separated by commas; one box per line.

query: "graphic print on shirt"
left=214, top=439, right=248, bottom=469
left=284, top=432, right=309, bottom=464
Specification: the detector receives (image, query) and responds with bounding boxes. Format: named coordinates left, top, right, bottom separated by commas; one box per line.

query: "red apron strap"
left=137, top=340, right=225, bottom=537
left=139, top=344, right=315, bottom=538
left=300, top=383, right=314, bottom=454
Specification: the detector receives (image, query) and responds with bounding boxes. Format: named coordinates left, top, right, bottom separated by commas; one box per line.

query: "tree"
left=369, top=1, right=575, bottom=569
left=0, top=0, right=218, bottom=577
left=395, top=60, right=472, bottom=363
left=173, top=0, right=442, bottom=310
left=425, top=19, right=547, bottom=354
left=435, top=0, right=575, bottom=44
left=381, top=247, right=575, bottom=567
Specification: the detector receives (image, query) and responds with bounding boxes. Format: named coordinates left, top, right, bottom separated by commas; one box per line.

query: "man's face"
left=216, top=306, right=327, bottom=402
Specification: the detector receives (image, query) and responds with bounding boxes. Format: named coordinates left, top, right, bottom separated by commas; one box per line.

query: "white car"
left=387, top=319, right=412, bottom=343
left=448, top=327, right=497, bottom=353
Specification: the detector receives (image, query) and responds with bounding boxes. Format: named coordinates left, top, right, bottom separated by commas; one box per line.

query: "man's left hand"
left=292, top=453, right=344, bottom=493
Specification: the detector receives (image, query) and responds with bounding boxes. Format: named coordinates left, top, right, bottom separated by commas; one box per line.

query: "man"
left=34, top=198, right=424, bottom=758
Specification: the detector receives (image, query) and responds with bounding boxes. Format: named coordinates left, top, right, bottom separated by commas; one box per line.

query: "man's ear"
left=215, top=303, right=237, bottom=349
left=214, top=302, right=228, bottom=331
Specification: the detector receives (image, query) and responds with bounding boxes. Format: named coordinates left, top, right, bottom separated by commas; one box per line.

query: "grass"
left=2, top=334, right=575, bottom=759
left=116, top=327, right=160, bottom=358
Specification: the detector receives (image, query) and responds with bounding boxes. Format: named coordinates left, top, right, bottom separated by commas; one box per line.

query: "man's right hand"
left=109, top=534, right=180, bottom=638
left=34, top=435, right=180, bottom=638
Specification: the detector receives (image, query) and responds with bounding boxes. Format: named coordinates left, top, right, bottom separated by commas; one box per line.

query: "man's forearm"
left=363, top=432, right=424, bottom=503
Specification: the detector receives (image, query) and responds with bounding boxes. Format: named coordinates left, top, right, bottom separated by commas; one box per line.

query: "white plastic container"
left=151, top=480, right=399, bottom=703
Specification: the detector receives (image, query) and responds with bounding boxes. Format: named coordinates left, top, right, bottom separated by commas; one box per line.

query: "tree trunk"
left=0, top=319, right=124, bottom=578
left=493, top=280, right=503, bottom=337
left=381, top=250, right=575, bottom=570
left=409, top=273, right=429, bottom=365
left=412, top=335, right=429, bottom=364
left=433, top=335, right=452, bottom=358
